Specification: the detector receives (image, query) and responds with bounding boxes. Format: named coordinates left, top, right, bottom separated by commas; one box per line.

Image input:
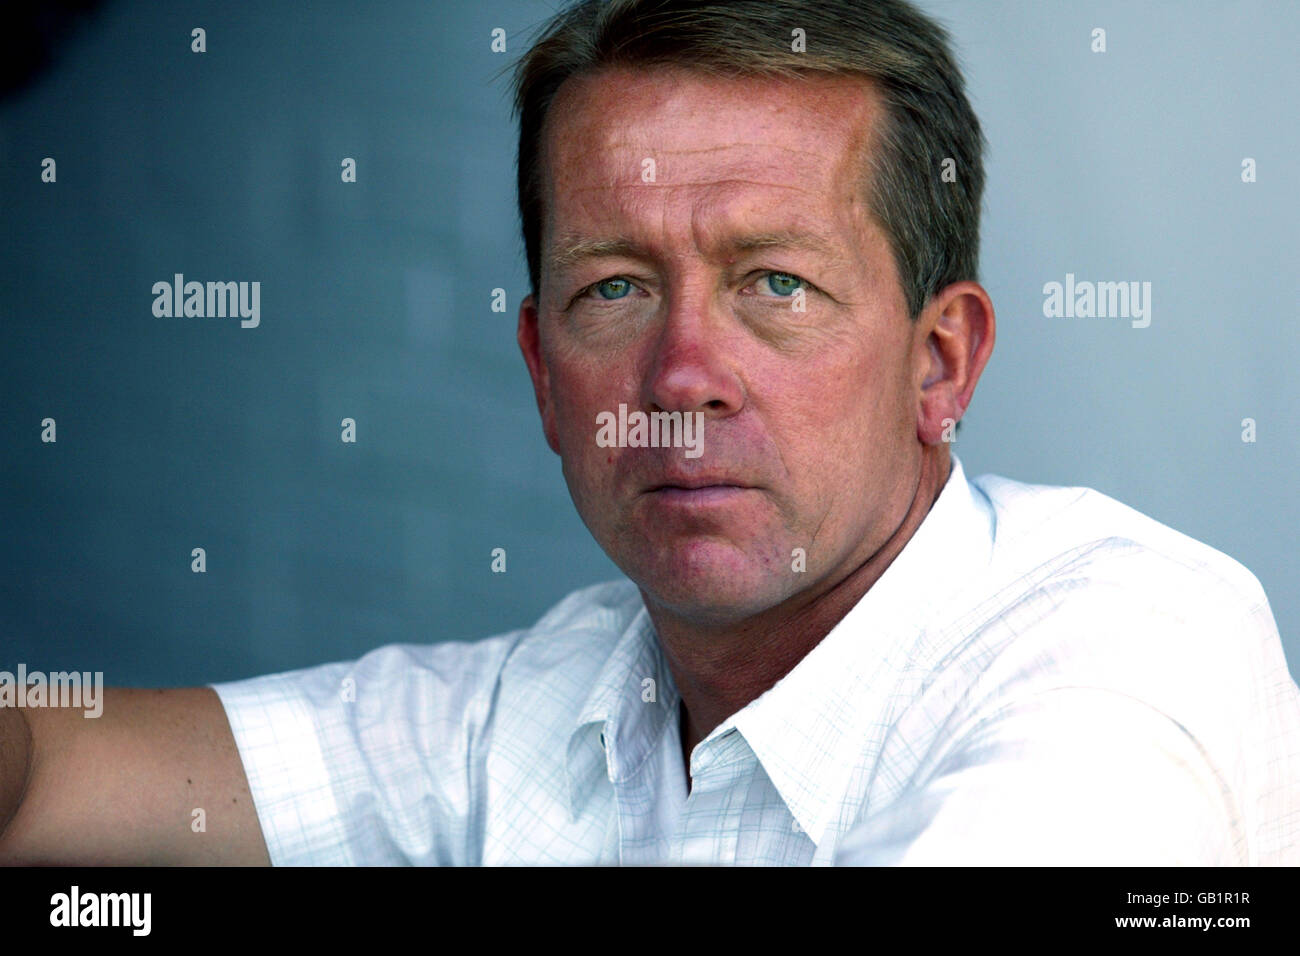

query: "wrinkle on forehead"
left=544, top=65, right=883, bottom=178
left=553, top=131, right=867, bottom=190
left=539, top=67, right=886, bottom=276
left=568, top=177, right=817, bottom=198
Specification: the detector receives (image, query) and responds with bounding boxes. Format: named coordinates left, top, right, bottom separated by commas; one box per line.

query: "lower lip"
left=647, top=485, right=752, bottom=506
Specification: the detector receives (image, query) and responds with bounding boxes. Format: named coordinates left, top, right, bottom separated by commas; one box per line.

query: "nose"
left=642, top=290, right=745, bottom=419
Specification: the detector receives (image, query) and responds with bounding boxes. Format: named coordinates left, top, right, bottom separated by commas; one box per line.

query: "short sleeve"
left=834, top=686, right=1243, bottom=866
left=210, top=634, right=521, bottom=865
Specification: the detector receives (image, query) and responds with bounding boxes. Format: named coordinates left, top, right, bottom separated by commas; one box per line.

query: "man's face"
left=521, top=67, right=932, bottom=625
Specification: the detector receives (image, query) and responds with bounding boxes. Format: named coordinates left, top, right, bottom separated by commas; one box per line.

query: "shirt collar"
left=564, top=453, right=995, bottom=834
left=564, top=603, right=681, bottom=821
left=728, top=453, right=996, bottom=843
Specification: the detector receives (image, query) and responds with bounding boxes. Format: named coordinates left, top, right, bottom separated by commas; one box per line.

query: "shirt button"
left=599, top=732, right=607, bottom=750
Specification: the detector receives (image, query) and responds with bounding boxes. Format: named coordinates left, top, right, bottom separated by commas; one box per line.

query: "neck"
left=649, top=448, right=952, bottom=767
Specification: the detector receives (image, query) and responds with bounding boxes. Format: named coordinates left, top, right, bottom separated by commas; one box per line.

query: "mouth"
left=641, top=481, right=756, bottom=507
left=646, top=479, right=749, bottom=492
left=643, top=473, right=755, bottom=492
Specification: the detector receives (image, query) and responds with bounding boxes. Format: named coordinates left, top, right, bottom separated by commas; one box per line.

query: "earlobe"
left=913, top=307, right=953, bottom=444
left=917, top=380, right=959, bottom=445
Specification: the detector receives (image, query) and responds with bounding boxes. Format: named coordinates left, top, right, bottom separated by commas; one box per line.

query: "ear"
left=517, top=293, right=561, bottom=454
left=913, top=281, right=996, bottom=444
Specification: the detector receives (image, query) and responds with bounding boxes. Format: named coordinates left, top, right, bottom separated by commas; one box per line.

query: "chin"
left=624, top=539, right=799, bottom=624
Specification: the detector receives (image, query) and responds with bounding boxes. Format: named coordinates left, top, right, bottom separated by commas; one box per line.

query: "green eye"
left=764, top=272, right=804, bottom=296
left=595, top=277, right=632, bottom=300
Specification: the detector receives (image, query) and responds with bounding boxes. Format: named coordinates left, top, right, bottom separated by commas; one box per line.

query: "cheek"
left=552, top=381, right=597, bottom=461
left=811, top=339, right=897, bottom=415
left=769, top=348, right=908, bottom=480
left=546, top=355, right=626, bottom=467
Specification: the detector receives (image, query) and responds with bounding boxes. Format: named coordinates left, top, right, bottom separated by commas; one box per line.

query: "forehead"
left=540, top=66, right=884, bottom=251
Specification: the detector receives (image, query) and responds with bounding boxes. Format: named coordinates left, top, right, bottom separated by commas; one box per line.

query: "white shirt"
left=210, top=455, right=1300, bottom=865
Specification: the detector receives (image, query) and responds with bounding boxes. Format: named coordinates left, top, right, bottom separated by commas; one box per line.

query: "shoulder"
left=501, top=576, right=645, bottom=675
left=909, top=471, right=1298, bottom=796
left=516, top=577, right=645, bottom=643
left=970, top=471, right=1272, bottom=623
left=916, top=472, right=1292, bottom=760
left=212, top=577, right=643, bottom=727
left=206, top=577, right=645, bottom=864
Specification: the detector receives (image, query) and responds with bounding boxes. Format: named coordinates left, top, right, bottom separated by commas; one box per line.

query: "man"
left=1, top=0, right=1297, bottom=866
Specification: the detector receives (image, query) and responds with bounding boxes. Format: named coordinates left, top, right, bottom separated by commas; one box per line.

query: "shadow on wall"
left=0, top=1, right=114, bottom=103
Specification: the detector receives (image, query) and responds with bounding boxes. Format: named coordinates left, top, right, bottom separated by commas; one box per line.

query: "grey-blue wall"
left=2, top=0, right=1296, bottom=686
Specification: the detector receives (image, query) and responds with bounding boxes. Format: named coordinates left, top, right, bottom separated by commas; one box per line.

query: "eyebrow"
left=547, top=230, right=842, bottom=273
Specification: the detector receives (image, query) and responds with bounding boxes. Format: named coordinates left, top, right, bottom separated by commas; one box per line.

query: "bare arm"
left=0, top=688, right=270, bottom=865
